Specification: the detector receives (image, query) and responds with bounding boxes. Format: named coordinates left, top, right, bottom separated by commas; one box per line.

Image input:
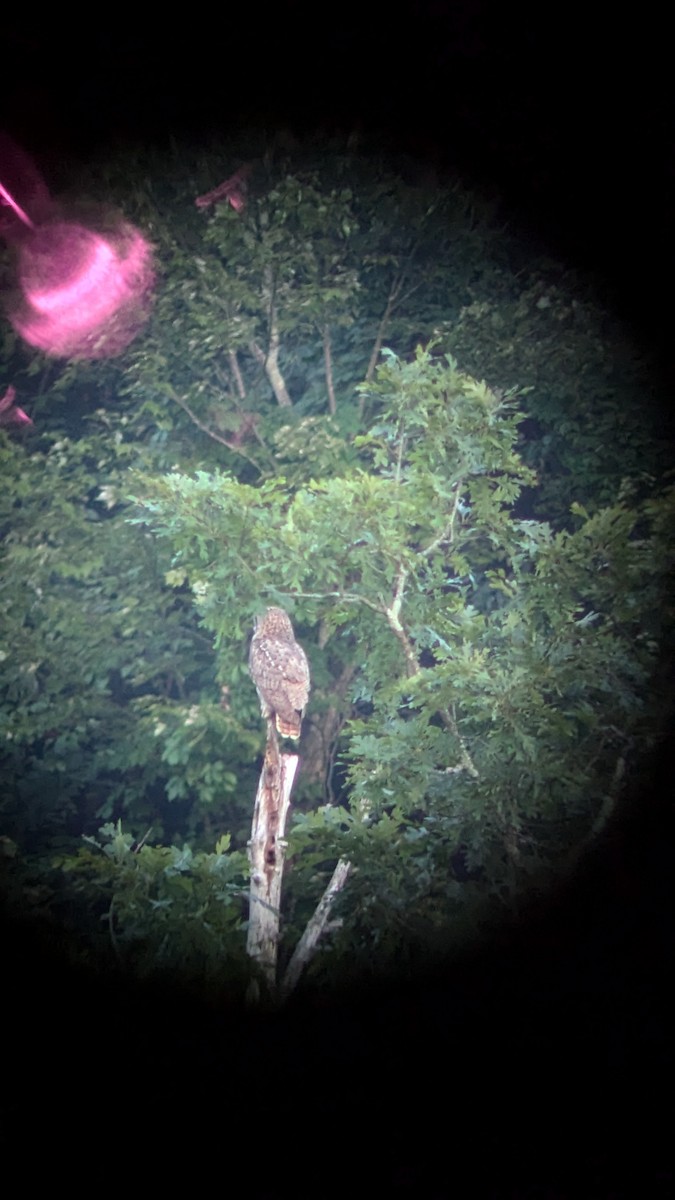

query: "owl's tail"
left=275, top=713, right=302, bottom=739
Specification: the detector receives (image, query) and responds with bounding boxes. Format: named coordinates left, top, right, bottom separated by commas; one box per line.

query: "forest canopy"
left=1, top=134, right=672, bottom=996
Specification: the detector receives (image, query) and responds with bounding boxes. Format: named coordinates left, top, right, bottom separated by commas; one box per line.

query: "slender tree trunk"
left=361, top=268, right=422, bottom=414
left=323, top=325, right=336, bottom=415
left=364, top=275, right=403, bottom=384
left=249, top=327, right=292, bottom=407
left=228, top=349, right=246, bottom=400
left=249, top=266, right=293, bottom=407
left=299, top=663, right=356, bottom=796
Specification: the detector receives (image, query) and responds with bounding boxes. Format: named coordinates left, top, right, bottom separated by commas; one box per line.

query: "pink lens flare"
left=0, top=133, right=50, bottom=239
left=25, top=229, right=115, bottom=314
left=0, top=384, right=32, bottom=427
left=1, top=133, right=156, bottom=360
left=0, top=180, right=35, bottom=230
left=8, top=218, right=156, bottom=359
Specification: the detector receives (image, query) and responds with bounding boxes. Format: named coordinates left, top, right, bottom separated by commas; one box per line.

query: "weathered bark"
left=281, top=858, right=352, bottom=999
left=246, top=665, right=356, bottom=1000
left=246, top=729, right=299, bottom=999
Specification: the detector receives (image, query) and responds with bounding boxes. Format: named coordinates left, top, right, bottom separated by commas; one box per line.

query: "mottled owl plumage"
left=248, top=606, right=310, bottom=739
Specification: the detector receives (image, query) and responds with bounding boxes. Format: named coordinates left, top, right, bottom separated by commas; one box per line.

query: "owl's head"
left=254, top=606, right=295, bottom=639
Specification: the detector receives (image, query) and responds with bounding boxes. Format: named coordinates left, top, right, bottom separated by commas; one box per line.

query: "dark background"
left=1, top=5, right=671, bottom=1192
left=3, top=4, right=671, bottom=356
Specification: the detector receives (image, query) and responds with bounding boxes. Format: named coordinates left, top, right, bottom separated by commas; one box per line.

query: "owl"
left=248, top=606, right=310, bottom=739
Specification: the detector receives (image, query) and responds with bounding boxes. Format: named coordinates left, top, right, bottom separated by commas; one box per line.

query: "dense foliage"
left=1, top=137, right=672, bottom=993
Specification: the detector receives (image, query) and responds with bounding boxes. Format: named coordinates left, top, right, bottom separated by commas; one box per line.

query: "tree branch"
left=280, top=857, right=352, bottom=999
left=167, top=387, right=261, bottom=468
left=323, top=325, right=336, bottom=415
left=361, top=269, right=423, bottom=412
left=271, top=586, right=479, bottom=776
left=439, top=709, right=479, bottom=778
left=381, top=565, right=419, bottom=677
left=384, top=566, right=479, bottom=775
left=364, top=275, right=403, bottom=388
left=421, top=484, right=463, bottom=557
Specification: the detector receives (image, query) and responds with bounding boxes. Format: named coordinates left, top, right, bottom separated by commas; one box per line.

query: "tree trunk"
left=246, top=730, right=298, bottom=1000
left=298, top=663, right=356, bottom=798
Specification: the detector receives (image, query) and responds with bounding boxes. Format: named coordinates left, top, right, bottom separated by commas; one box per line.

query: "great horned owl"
left=248, top=606, right=310, bottom=739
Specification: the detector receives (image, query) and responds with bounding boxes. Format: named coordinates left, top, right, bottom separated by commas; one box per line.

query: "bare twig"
left=439, top=705, right=479, bottom=778
left=421, top=485, right=463, bottom=557
left=364, top=275, right=404, bottom=387
left=167, top=385, right=261, bottom=468
left=361, top=271, right=423, bottom=413
left=280, top=857, right=352, bottom=999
